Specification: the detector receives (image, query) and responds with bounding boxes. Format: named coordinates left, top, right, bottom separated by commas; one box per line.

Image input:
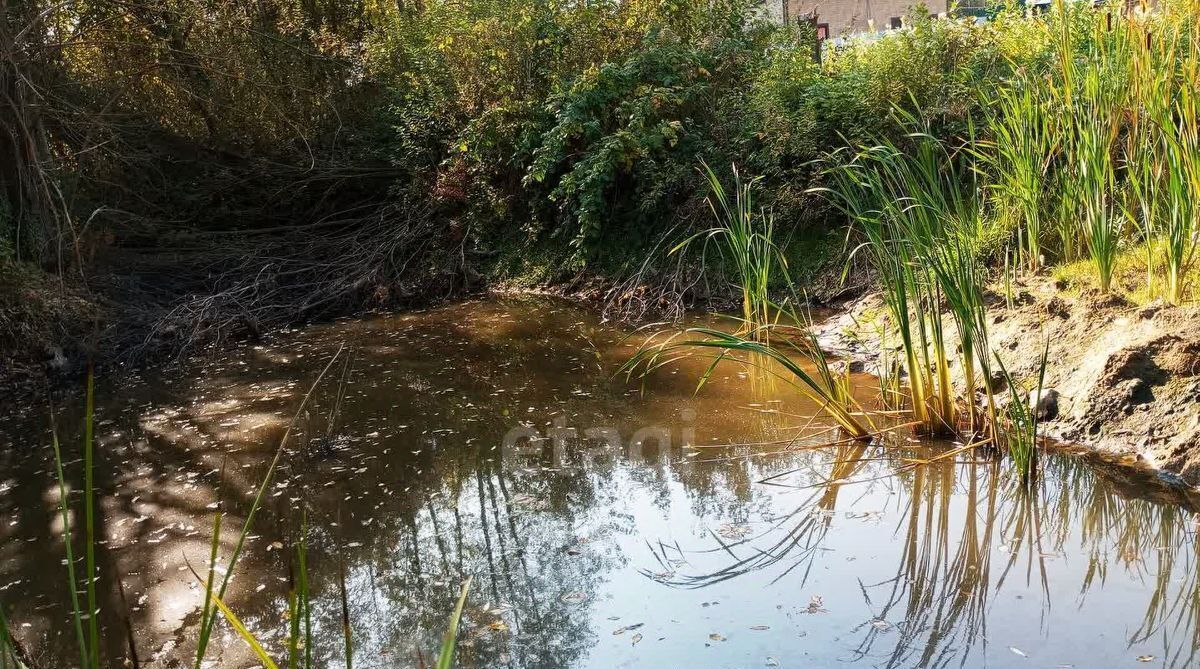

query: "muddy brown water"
left=3, top=297, right=1200, bottom=669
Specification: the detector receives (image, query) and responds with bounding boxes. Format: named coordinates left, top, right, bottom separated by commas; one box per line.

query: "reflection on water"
left=2, top=297, right=1200, bottom=668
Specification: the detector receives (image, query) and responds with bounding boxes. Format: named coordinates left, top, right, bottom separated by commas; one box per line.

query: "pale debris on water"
left=803, top=595, right=826, bottom=614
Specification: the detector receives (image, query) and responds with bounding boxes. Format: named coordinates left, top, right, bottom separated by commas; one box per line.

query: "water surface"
left=2, top=297, right=1199, bottom=668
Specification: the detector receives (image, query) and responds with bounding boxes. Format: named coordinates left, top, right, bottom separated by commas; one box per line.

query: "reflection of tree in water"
left=285, top=435, right=619, bottom=669
left=664, top=442, right=1200, bottom=669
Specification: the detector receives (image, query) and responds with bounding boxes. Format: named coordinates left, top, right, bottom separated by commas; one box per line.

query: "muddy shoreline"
left=814, top=278, right=1200, bottom=488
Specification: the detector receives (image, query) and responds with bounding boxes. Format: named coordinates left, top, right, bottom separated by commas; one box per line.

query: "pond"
left=2, top=297, right=1199, bottom=669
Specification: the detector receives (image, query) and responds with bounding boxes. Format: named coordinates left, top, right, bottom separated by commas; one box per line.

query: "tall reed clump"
left=1129, top=13, right=1200, bottom=304
left=631, top=165, right=879, bottom=440
left=1061, top=7, right=1130, bottom=294
left=673, top=163, right=789, bottom=336
left=821, top=128, right=995, bottom=437
left=1160, top=67, right=1200, bottom=304
left=990, top=0, right=1200, bottom=300
left=982, top=73, right=1056, bottom=273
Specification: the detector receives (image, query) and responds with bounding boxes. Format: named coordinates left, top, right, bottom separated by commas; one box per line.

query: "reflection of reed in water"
left=645, top=442, right=873, bottom=588
left=660, top=445, right=1200, bottom=669
left=1041, top=456, right=1200, bottom=669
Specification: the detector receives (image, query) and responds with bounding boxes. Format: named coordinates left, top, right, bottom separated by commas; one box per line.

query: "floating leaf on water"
left=619, top=623, right=645, bottom=633
left=709, top=633, right=726, bottom=642
left=804, top=596, right=826, bottom=614
left=560, top=591, right=588, bottom=604
left=717, top=523, right=752, bottom=540
left=1137, top=656, right=1155, bottom=663
left=765, top=658, right=780, bottom=667
left=1010, top=647, right=1027, bottom=657
left=871, top=619, right=891, bottom=631
left=749, top=625, right=770, bottom=631
left=631, top=633, right=642, bottom=646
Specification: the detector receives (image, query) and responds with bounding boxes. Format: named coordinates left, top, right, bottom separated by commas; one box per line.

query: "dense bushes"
left=360, top=1, right=1034, bottom=275
left=7, top=0, right=1194, bottom=360
left=4, top=0, right=1033, bottom=278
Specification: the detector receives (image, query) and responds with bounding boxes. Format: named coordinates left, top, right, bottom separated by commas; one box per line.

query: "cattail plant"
left=821, top=129, right=995, bottom=436
left=672, top=163, right=789, bottom=337
left=983, top=73, right=1056, bottom=272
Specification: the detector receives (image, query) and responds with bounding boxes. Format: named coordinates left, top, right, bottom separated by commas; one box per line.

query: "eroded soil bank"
left=817, top=278, right=1200, bottom=485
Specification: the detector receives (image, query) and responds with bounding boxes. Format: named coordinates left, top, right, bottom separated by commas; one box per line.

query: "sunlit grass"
left=1052, top=244, right=1200, bottom=304
left=673, top=163, right=790, bottom=337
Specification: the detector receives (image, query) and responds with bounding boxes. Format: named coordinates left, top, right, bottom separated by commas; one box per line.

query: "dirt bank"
left=0, top=262, right=105, bottom=391
left=817, top=278, right=1200, bottom=486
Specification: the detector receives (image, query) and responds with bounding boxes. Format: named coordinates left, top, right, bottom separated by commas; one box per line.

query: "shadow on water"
left=2, top=296, right=1200, bottom=668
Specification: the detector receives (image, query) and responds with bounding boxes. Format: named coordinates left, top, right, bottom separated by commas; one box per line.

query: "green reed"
left=192, top=346, right=345, bottom=668
left=45, top=372, right=100, bottom=669
left=0, top=606, right=27, bottom=669
left=993, top=340, right=1049, bottom=482
left=1149, top=37, right=1200, bottom=304
left=437, top=578, right=472, bottom=669
left=983, top=72, right=1056, bottom=273
left=821, top=128, right=994, bottom=436
left=624, top=323, right=874, bottom=440
left=975, top=0, right=1200, bottom=299
left=288, top=516, right=313, bottom=669
left=673, top=163, right=788, bottom=336
left=1065, top=27, right=1126, bottom=295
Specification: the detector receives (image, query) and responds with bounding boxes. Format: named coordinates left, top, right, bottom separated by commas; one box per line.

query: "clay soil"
left=817, top=277, right=1200, bottom=485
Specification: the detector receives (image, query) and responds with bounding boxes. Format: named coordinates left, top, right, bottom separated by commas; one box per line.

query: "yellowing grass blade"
left=206, top=590, right=280, bottom=669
